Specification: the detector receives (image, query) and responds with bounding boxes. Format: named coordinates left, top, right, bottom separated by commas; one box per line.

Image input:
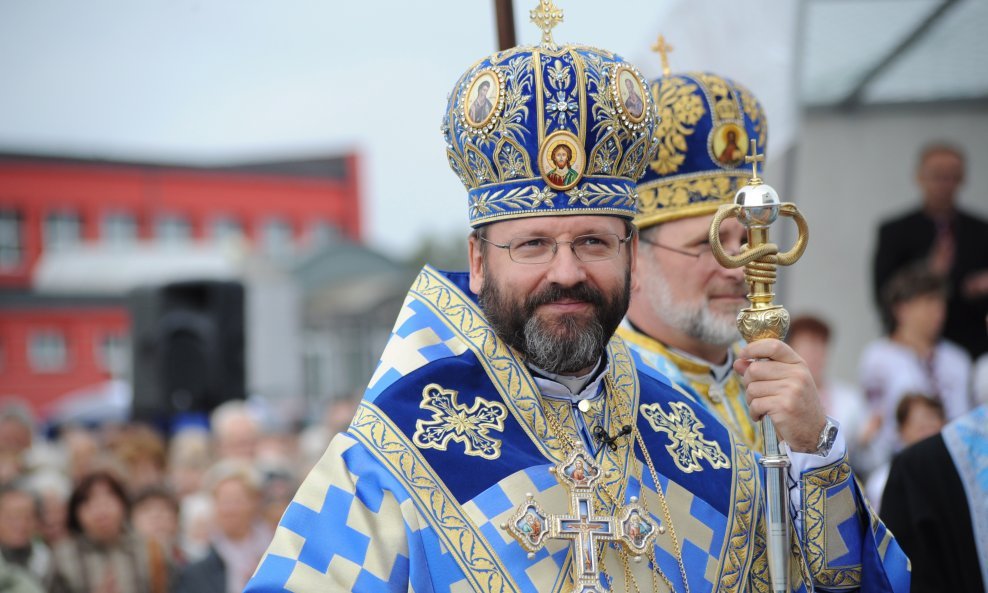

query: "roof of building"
left=802, top=0, right=988, bottom=108
left=30, top=243, right=242, bottom=296
left=293, top=235, right=416, bottom=320
left=0, top=291, right=126, bottom=309
left=0, top=151, right=352, bottom=182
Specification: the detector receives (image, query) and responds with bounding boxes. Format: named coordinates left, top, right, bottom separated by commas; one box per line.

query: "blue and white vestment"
left=246, top=267, right=909, bottom=592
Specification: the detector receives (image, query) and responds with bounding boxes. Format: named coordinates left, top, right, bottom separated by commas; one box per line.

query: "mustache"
left=709, top=280, right=748, bottom=299
left=524, top=282, right=604, bottom=314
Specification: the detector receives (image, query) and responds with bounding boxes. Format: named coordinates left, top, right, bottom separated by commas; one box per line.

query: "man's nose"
left=721, top=261, right=746, bottom=283
left=545, top=244, right=587, bottom=286
left=719, top=238, right=746, bottom=281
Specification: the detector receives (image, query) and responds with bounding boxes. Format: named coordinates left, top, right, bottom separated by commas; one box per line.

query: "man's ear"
left=468, top=234, right=484, bottom=295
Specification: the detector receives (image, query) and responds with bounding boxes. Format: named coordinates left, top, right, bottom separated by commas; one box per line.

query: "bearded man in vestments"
left=245, top=8, right=909, bottom=593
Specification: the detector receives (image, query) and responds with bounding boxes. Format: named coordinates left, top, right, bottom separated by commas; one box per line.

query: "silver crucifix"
left=502, top=449, right=656, bottom=593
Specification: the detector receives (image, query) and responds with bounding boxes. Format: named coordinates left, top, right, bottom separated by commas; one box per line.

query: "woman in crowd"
left=49, top=471, right=168, bottom=593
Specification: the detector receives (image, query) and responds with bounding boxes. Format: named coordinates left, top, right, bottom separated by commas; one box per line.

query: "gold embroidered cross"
left=530, top=0, right=564, bottom=48
left=503, top=450, right=656, bottom=593
left=640, top=401, right=731, bottom=473
left=651, top=34, right=674, bottom=77
left=745, top=139, right=765, bottom=184
left=412, top=383, right=507, bottom=460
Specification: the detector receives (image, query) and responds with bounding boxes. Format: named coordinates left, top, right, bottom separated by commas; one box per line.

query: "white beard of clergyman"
left=643, top=261, right=741, bottom=347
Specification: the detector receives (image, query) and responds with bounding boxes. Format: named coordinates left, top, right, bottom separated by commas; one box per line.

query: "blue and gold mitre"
left=442, top=1, right=660, bottom=228
left=635, top=52, right=768, bottom=229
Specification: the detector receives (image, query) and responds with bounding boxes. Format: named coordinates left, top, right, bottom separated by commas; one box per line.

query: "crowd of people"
left=0, top=396, right=360, bottom=593
left=783, top=143, right=988, bottom=519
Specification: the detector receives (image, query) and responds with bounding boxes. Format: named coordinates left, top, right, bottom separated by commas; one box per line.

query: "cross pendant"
left=502, top=449, right=657, bottom=593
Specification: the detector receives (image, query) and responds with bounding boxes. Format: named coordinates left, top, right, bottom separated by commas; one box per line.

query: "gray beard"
left=521, top=309, right=606, bottom=374
left=479, top=269, right=630, bottom=375
left=644, top=267, right=741, bottom=347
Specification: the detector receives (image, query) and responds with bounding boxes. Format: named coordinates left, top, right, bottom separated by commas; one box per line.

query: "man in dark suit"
left=169, top=547, right=224, bottom=593
left=873, top=142, right=988, bottom=359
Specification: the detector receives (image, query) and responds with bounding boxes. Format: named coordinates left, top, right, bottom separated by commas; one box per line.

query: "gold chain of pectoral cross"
left=542, top=404, right=657, bottom=593
left=635, top=430, right=691, bottom=593
left=540, top=375, right=691, bottom=593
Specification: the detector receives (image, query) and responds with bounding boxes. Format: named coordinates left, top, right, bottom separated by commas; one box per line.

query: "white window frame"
left=101, top=211, right=138, bottom=248
left=0, top=209, right=23, bottom=269
left=29, top=330, right=68, bottom=373
left=44, top=210, right=82, bottom=251
left=94, top=332, right=129, bottom=377
left=154, top=213, right=192, bottom=246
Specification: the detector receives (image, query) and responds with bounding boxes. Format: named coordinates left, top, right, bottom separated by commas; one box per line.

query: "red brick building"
left=0, top=152, right=362, bottom=417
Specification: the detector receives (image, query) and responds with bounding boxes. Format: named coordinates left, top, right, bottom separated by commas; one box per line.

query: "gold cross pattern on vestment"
left=502, top=449, right=657, bottom=593
left=640, top=401, right=731, bottom=474
left=531, top=0, right=564, bottom=48
left=412, top=383, right=507, bottom=460
left=651, top=34, right=674, bottom=77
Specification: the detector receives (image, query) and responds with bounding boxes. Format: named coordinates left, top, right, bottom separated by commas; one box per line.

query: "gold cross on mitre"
left=745, top=139, right=765, bottom=184
left=531, top=0, right=564, bottom=49
left=651, top=34, right=674, bottom=77
left=502, top=449, right=657, bottom=593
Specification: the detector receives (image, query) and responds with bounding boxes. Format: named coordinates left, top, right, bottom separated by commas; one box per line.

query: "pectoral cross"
left=531, top=0, right=564, bottom=48
left=745, top=139, right=765, bottom=184
left=651, top=34, right=674, bottom=77
left=502, top=450, right=656, bottom=593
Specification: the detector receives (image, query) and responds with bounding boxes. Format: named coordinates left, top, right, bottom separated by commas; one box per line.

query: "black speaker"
left=130, top=280, right=245, bottom=422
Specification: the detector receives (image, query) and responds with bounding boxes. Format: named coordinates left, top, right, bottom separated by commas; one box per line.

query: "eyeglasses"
left=480, top=232, right=633, bottom=264
left=638, top=236, right=710, bottom=259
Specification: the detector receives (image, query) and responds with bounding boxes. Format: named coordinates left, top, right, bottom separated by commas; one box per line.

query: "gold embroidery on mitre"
left=737, top=82, right=768, bottom=157
left=636, top=172, right=740, bottom=226
left=640, top=401, right=731, bottom=473
left=413, top=383, right=507, bottom=460
left=648, top=77, right=704, bottom=177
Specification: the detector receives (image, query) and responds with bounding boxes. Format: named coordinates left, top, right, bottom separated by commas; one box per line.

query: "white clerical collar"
left=528, top=358, right=607, bottom=401
left=622, top=318, right=735, bottom=383
left=667, top=345, right=735, bottom=383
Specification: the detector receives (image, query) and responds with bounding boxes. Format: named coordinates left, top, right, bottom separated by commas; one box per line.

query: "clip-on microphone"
left=593, top=424, right=632, bottom=451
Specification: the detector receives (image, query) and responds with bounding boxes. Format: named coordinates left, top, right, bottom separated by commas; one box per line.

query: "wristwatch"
left=814, top=418, right=839, bottom=457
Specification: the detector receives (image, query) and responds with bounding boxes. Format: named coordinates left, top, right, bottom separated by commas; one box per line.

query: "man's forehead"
left=486, top=215, right=626, bottom=237
left=922, top=152, right=964, bottom=173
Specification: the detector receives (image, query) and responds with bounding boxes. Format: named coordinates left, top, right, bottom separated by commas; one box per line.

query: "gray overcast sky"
left=0, top=0, right=798, bottom=256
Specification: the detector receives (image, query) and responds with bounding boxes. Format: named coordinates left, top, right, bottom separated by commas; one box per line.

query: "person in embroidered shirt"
left=244, top=9, right=909, bottom=593
left=859, top=264, right=972, bottom=476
